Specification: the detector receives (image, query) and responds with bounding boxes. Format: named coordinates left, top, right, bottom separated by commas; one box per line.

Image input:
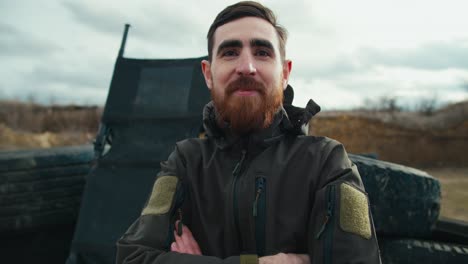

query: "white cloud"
left=290, top=77, right=364, bottom=110
left=1, top=0, right=468, bottom=109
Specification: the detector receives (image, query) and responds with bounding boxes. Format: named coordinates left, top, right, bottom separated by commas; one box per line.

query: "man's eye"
left=256, top=50, right=271, bottom=57
left=222, top=50, right=238, bottom=57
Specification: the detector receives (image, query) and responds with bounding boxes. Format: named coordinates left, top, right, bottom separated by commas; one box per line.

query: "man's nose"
left=236, top=53, right=257, bottom=76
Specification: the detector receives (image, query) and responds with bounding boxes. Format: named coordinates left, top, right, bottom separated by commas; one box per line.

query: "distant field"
left=424, top=167, right=468, bottom=222
left=0, top=101, right=101, bottom=150
left=2, top=100, right=468, bottom=165
left=310, top=102, right=468, bottom=168
left=0, top=123, right=95, bottom=150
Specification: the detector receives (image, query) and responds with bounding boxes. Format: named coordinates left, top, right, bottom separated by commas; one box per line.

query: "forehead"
left=213, top=17, right=280, bottom=49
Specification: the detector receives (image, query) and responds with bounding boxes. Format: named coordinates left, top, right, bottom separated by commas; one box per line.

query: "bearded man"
left=116, top=1, right=381, bottom=264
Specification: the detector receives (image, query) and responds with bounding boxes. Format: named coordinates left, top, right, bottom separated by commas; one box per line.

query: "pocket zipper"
left=177, top=208, right=183, bottom=236
left=316, top=185, right=336, bottom=239
left=315, top=185, right=336, bottom=264
left=253, top=177, right=265, bottom=217
left=253, top=176, right=266, bottom=256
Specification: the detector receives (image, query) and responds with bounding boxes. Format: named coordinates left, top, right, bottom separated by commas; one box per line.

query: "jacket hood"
left=202, top=85, right=321, bottom=149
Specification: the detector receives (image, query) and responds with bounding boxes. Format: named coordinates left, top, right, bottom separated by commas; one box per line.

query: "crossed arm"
left=171, top=221, right=311, bottom=264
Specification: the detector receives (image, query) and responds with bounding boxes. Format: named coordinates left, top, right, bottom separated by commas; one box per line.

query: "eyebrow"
left=216, top=38, right=275, bottom=56
left=216, top=40, right=243, bottom=56
left=250, top=38, right=274, bottom=50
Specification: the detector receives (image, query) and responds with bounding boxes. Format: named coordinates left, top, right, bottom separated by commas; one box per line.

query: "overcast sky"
left=1, top=0, right=468, bottom=110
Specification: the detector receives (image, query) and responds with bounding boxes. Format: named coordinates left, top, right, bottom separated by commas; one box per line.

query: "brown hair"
left=207, top=1, right=288, bottom=61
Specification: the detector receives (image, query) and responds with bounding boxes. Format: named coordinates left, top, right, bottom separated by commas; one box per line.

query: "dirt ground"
left=423, top=167, right=468, bottom=222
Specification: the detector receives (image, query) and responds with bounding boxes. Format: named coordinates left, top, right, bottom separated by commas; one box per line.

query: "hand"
left=259, top=253, right=310, bottom=264
left=170, top=221, right=202, bottom=255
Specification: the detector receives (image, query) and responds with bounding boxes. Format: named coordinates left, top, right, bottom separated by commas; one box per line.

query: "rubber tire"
left=432, top=217, right=468, bottom=245
left=0, top=145, right=93, bottom=232
left=349, top=154, right=441, bottom=238
left=380, top=237, right=468, bottom=264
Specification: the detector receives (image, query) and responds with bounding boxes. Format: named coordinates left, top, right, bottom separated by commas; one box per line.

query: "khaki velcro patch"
left=240, top=254, right=258, bottom=264
left=339, top=183, right=372, bottom=239
left=142, top=176, right=178, bottom=216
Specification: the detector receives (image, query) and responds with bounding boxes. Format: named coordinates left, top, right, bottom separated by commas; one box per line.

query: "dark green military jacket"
left=116, top=101, right=381, bottom=264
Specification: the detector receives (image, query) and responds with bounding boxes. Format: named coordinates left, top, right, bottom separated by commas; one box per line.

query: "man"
left=116, top=1, right=381, bottom=263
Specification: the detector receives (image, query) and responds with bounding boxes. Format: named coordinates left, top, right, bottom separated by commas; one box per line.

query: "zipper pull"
left=315, top=215, right=329, bottom=239
left=232, top=150, right=247, bottom=176
left=253, top=178, right=265, bottom=217
left=316, top=187, right=335, bottom=239
left=177, top=208, right=183, bottom=236
left=253, top=189, right=262, bottom=217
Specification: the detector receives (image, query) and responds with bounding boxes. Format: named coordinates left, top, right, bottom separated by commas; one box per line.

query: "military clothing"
left=116, top=101, right=381, bottom=264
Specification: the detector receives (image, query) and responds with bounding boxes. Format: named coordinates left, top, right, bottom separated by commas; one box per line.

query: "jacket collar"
left=202, top=87, right=321, bottom=150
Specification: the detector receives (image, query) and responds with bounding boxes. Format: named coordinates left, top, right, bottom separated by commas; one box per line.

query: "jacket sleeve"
left=308, top=140, right=382, bottom=264
left=115, top=145, right=248, bottom=264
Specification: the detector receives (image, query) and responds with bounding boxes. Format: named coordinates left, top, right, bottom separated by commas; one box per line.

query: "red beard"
left=211, top=76, right=283, bottom=134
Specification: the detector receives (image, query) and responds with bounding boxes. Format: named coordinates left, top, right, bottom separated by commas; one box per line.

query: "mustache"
left=226, top=77, right=266, bottom=95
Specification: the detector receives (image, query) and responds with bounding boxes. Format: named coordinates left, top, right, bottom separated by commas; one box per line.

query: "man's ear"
left=201, top=60, right=213, bottom=90
left=282, top=60, right=292, bottom=90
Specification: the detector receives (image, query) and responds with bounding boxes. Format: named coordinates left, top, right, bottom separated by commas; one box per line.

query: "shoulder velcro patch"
left=240, top=254, right=258, bottom=264
left=339, top=183, right=372, bottom=239
left=142, top=176, right=178, bottom=216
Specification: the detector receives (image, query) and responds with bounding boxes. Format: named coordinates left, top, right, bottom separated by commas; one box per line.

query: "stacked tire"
left=0, top=145, right=93, bottom=264
left=349, top=154, right=468, bottom=263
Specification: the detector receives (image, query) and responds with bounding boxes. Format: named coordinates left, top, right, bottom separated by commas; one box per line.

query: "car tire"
left=0, top=145, right=93, bottom=232
left=349, top=154, right=441, bottom=238
left=379, top=237, right=468, bottom=264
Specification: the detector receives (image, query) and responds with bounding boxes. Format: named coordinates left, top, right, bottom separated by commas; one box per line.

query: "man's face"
left=202, top=17, right=292, bottom=134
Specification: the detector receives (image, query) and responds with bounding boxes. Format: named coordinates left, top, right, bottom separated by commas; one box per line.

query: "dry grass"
left=347, top=99, right=468, bottom=131
left=2, top=99, right=467, bottom=165
left=0, top=123, right=95, bottom=150
left=0, top=100, right=101, bottom=150
left=311, top=102, right=468, bottom=167
left=424, top=167, right=468, bottom=222
left=0, top=100, right=101, bottom=133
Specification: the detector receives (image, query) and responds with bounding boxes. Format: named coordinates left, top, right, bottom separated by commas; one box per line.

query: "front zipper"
left=253, top=176, right=266, bottom=256
left=315, top=185, right=336, bottom=264
left=232, top=150, right=247, bottom=240
left=177, top=208, right=183, bottom=236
